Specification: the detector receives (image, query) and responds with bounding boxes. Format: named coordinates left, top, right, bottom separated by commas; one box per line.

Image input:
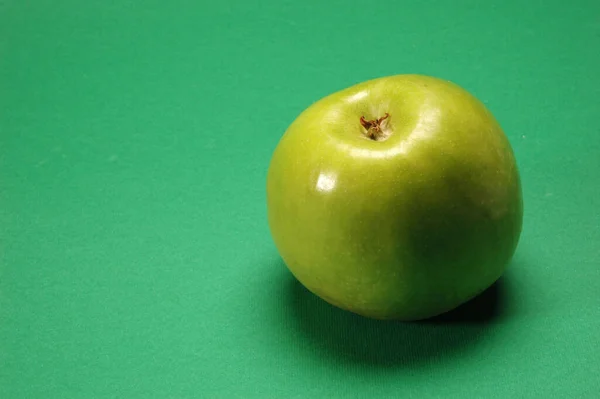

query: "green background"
left=1, top=0, right=599, bottom=397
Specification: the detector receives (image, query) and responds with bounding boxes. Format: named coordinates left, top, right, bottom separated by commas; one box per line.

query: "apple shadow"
left=284, top=260, right=512, bottom=367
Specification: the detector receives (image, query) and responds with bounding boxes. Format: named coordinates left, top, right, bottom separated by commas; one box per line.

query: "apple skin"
left=267, top=74, right=523, bottom=321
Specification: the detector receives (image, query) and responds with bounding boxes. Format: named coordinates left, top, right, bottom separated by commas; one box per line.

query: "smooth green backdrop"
left=1, top=0, right=599, bottom=398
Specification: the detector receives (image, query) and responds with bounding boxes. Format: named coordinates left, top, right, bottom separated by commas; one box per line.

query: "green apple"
left=266, top=74, right=523, bottom=321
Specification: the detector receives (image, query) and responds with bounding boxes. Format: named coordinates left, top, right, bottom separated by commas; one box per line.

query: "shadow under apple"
left=283, top=260, right=514, bottom=368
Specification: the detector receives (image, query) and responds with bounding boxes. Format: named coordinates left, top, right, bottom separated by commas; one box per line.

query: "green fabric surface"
left=1, top=0, right=599, bottom=398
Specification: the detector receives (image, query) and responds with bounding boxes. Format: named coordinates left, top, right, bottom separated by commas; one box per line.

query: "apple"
left=266, top=74, right=523, bottom=321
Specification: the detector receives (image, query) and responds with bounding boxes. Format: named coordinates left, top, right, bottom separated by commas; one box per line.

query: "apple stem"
left=360, top=113, right=390, bottom=140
